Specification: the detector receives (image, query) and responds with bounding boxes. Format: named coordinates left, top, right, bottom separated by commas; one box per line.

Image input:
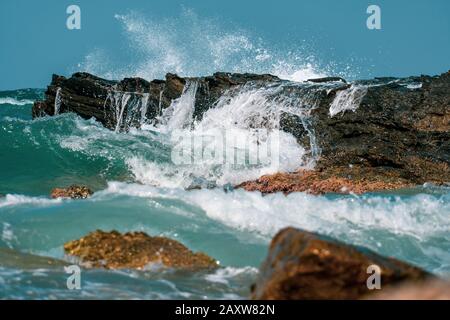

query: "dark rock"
left=64, top=230, right=218, bottom=270
left=51, top=185, right=93, bottom=199
left=251, top=227, right=431, bottom=300
left=34, top=70, right=450, bottom=191
left=33, top=71, right=280, bottom=130
left=239, top=71, right=450, bottom=192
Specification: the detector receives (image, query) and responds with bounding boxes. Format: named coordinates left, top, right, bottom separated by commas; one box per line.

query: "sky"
left=0, top=0, right=449, bottom=90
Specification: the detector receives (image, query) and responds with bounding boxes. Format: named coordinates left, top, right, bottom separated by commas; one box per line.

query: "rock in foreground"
left=64, top=230, right=218, bottom=270
left=251, top=227, right=431, bottom=300
left=51, top=185, right=93, bottom=199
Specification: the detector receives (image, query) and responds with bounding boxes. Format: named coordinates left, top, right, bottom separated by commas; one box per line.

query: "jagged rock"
left=51, top=185, right=93, bottom=199
left=251, top=227, right=431, bottom=300
left=366, top=279, right=450, bottom=300
left=64, top=230, right=218, bottom=270
left=34, top=71, right=450, bottom=191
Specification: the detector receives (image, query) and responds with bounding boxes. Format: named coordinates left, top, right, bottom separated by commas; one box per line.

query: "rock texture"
left=32, top=72, right=279, bottom=130
left=64, top=230, right=218, bottom=270
left=237, top=166, right=413, bottom=195
left=51, top=185, right=93, bottom=199
left=251, top=227, right=431, bottom=300
left=34, top=71, right=450, bottom=191
left=366, top=279, right=450, bottom=300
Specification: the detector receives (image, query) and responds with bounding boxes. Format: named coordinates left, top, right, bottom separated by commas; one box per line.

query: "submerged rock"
left=64, top=230, right=218, bottom=270
left=251, top=228, right=431, bottom=300
left=51, top=185, right=93, bottom=199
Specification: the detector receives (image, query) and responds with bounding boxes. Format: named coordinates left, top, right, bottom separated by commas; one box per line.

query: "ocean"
left=0, top=86, right=449, bottom=299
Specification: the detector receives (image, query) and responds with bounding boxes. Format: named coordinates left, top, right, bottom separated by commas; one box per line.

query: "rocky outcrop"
left=237, top=165, right=413, bottom=195
left=32, top=72, right=279, bottom=130
left=51, top=185, right=93, bottom=199
left=251, top=228, right=432, bottom=300
left=34, top=71, right=450, bottom=191
left=64, top=230, right=218, bottom=270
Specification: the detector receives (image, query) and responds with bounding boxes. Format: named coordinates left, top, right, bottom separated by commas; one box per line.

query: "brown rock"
left=251, top=227, right=431, bottom=300
left=51, top=185, right=93, bottom=199
left=366, top=279, right=450, bottom=300
left=64, top=230, right=218, bottom=270
left=237, top=166, right=413, bottom=195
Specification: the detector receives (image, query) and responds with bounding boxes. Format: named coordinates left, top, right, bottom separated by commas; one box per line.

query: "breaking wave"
left=0, top=97, right=34, bottom=106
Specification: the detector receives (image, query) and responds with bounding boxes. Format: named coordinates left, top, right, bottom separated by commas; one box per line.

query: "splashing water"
left=77, top=9, right=358, bottom=83
left=103, top=89, right=151, bottom=132
left=158, top=80, right=199, bottom=131
left=329, top=85, right=368, bottom=117
left=0, top=10, right=448, bottom=298
left=54, top=88, right=62, bottom=115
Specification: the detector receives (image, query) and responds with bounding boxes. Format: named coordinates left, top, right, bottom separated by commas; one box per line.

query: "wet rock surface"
left=251, top=227, right=431, bottom=300
left=51, top=185, right=93, bottom=199
left=64, top=230, right=218, bottom=270
left=34, top=71, right=450, bottom=192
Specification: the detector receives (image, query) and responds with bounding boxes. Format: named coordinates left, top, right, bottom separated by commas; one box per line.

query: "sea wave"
left=0, top=194, right=62, bottom=208
left=99, top=181, right=450, bottom=240
left=0, top=97, right=34, bottom=106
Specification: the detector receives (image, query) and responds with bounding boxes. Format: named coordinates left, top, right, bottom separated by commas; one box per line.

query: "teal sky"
left=0, top=0, right=449, bottom=90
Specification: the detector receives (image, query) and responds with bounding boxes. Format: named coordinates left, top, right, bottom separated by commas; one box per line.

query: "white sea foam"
left=406, top=83, right=422, bottom=90
left=126, top=83, right=310, bottom=187
left=100, top=182, right=450, bottom=244
left=54, top=88, right=62, bottom=115
left=0, top=97, right=34, bottom=106
left=204, top=266, right=258, bottom=285
left=0, top=194, right=62, bottom=208
left=158, top=80, right=199, bottom=131
left=329, top=84, right=368, bottom=117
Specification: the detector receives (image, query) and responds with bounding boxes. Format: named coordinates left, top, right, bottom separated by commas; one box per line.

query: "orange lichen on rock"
left=237, top=166, right=413, bottom=195
left=51, top=185, right=93, bottom=199
left=64, top=230, right=218, bottom=270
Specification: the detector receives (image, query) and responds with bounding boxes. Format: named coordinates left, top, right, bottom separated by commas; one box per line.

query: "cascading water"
left=139, top=93, right=150, bottom=126
left=158, top=79, right=199, bottom=131
left=103, top=90, right=151, bottom=132
left=54, top=87, right=62, bottom=115
left=329, top=84, right=368, bottom=117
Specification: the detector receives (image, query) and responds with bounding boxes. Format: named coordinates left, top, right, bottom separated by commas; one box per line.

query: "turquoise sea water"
left=0, top=89, right=449, bottom=299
